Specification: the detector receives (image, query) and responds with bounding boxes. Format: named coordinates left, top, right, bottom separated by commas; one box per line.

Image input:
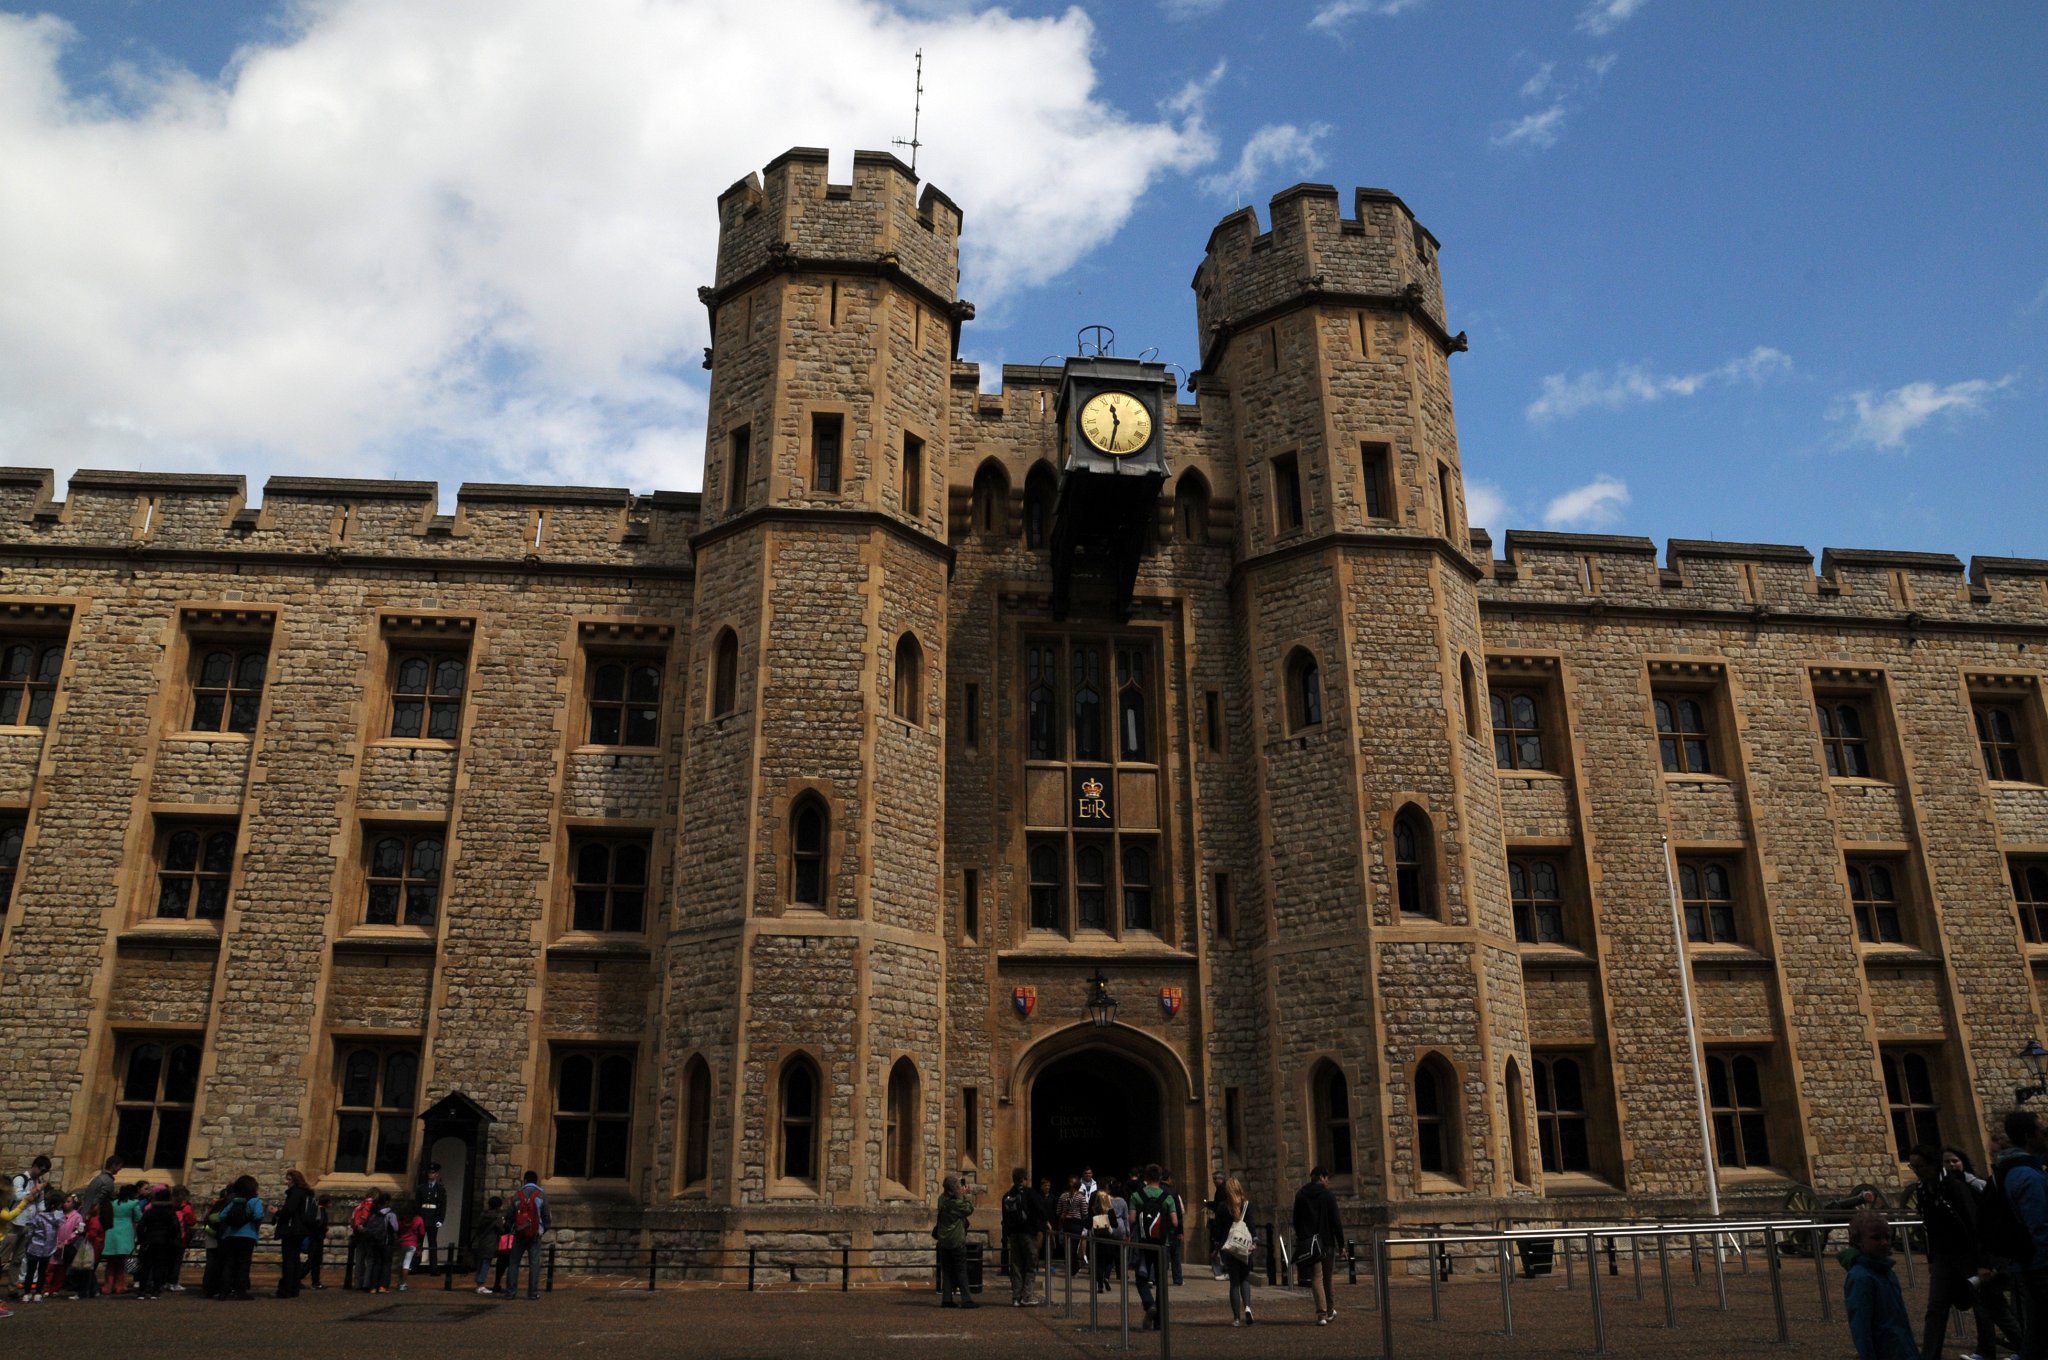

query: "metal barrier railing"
left=1370, top=1215, right=1927, bottom=1358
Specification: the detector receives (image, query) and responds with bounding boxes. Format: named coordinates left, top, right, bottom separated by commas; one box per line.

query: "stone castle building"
left=2, top=146, right=2046, bottom=1260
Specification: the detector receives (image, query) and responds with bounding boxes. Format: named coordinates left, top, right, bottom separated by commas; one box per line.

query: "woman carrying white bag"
left=1219, top=1177, right=1258, bottom=1327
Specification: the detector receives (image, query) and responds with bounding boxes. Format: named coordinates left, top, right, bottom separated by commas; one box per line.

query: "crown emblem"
left=1080, top=777, right=1104, bottom=799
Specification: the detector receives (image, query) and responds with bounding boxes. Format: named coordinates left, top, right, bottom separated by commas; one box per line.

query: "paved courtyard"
left=1, top=1246, right=1916, bottom=1359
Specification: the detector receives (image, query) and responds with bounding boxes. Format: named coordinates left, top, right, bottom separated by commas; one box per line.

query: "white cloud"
left=0, top=2, right=1217, bottom=495
left=1465, top=480, right=1510, bottom=530
left=1492, top=103, right=1568, bottom=149
left=1200, top=122, right=1332, bottom=199
left=1309, top=0, right=1425, bottom=33
left=1519, top=62, right=1556, bottom=99
left=1526, top=346, right=1792, bottom=421
left=1831, top=375, right=2017, bottom=451
left=1542, top=476, right=1630, bottom=529
left=1161, top=0, right=1229, bottom=15
left=1163, top=60, right=1227, bottom=118
left=1586, top=52, right=1619, bottom=78
left=1577, top=0, right=1647, bottom=36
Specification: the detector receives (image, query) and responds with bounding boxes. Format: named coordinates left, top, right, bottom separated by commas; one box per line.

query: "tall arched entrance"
left=1028, top=1046, right=1167, bottom=1187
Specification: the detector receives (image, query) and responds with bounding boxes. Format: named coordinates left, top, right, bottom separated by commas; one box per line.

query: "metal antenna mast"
left=892, top=49, right=924, bottom=174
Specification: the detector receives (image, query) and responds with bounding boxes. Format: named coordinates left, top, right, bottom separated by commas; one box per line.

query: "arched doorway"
left=1029, top=1046, right=1166, bottom=1187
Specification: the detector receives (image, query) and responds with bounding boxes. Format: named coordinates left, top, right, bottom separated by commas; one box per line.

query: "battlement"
left=0, top=469, right=702, bottom=569
left=713, top=147, right=962, bottom=307
left=1193, top=183, right=1445, bottom=352
left=1483, top=529, right=2048, bottom=627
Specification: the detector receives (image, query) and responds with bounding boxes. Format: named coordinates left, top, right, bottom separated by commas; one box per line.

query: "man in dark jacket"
left=1909, top=1143, right=1983, bottom=1360
left=1291, top=1167, right=1346, bottom=1326
left=1208, top=1172, right=1230, bottom=1280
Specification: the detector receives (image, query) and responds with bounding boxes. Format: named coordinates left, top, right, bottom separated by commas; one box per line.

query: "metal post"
left=1041, top=1231, right=1051, bottom=1306
left=1632, top=1233, right=1644, bottom=1301
left=1764, top=1226, right=1789, bottom=1343
left=1089, top=1235, right=1100, bottom=1332
left=1713, top=1232, right=1728, bottom=1310
left=1065, top=1235, right=1074, bottom=1319
left=1814, top=1226, right=1832, bottom=1321
left=747, top=1245, right=756, bottom=1292
left=1349, top=1244, right=1358, bottom=1286
left=444, top=1253, right=453, bottom=1291
left=1900, top=1226, right=1916, bottom=1290
left=1585, top=1231, right=1607, bottom=1355
left=1158, top=1244, right=1171, bottom=1360
left=649, top=1245, right=658, bottom=1292
left=1119, top=1241, right=1131, bottom=1352
left=1428, top=1232, right=1442, bottom=1323
left=1659, top=1233, right=1676, bottom=1329
left=1498, top=1237, right=1515, bottom=1336
left=1376, top=1234, right=1395, bottom=1360
left=1265, top=1223, right=1277, bottom=1287
left=546, top=1244, right=555, bottom=1293
left=1607, top=1236, right=1619, bottom=1276
left=841, top=1246, right=849, bottom=1292
left=1564, top=1231, right=1575, bottom=1290
left=1689, top=1231, right=1701, bottom=1286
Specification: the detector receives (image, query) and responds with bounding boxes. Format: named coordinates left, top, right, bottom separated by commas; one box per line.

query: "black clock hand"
left=1108, top=406, right=1120, bottom=447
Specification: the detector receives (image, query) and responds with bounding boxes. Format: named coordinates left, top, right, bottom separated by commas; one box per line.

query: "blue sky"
left=2, top=1, right=2043, bottom=561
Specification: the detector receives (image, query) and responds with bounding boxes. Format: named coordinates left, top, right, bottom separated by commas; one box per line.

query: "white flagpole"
left=1663, top=834, right=1722, bottom=1220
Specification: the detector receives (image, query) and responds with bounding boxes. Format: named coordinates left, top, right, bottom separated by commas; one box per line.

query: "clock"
left=1078, top=390, right=1154, bottom=456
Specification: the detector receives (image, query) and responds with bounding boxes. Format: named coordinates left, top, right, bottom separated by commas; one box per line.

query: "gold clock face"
left=1078, top=390, right=1154, bottom=456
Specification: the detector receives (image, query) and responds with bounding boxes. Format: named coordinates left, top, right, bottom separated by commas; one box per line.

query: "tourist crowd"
left=0, top=1158, right=552, bottom=1319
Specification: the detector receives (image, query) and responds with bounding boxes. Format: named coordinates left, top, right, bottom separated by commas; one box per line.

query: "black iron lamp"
left=1086, top=969, right=1118, bottom=1028
left=2017, top=1039, right=2048, bottom=1105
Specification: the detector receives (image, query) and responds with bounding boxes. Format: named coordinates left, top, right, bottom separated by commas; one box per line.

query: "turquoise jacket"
left=1839, top=1248, right=1917, bottom=1360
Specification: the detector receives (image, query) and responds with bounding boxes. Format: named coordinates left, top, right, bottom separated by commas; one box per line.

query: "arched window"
left=191, top=646, right=268, bottom=734
left=1491, top=689, right=1545, bottom=770
left=1414, top=1054, right=1459, bottom=1180
left=1175, top=469, right=1211, bottom=544
left=893, top=633, right=924, bottom=724
left=711, top=628, right=739, bottom=718
left=0, top=640, right=63, bottom=726
left=972, top=461, right=1010, bottom=537
left=1116, top=645, right=1148, bottom=759
left=1285, top=648, right=1322, bottom=732
left=1504, top=1058, right=1531, bottom=1185
left=1460, top=655, right=1481, bottom=739
left=391, top=652, right=467, bottom=740
left=1311, top=1060, right=1354, bottom=1179
left=587, top=657, right=660, bottom=746
left=1028, top=840, right=1062, bottom=931
left=681, top=1055, right=712, bottom=1189
left=1023, top=464, right=1057, bottom=550
left=1394, top=806, right=1437, bottom=917
left=790, top=796, right=829, bottom=908
left=884, top=1058, right=919, bottom=1192
left=778, top=1056, right=822, bottom=1186
left=1535, top=1055, right=1592, bottom=1174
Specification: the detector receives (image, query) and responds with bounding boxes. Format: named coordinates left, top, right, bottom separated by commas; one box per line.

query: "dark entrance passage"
left=1029, top=1047, right=1165, bottom=1187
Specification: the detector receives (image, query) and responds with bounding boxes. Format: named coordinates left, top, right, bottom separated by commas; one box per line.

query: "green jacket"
left=933, top=1191, right=975, bottom=1250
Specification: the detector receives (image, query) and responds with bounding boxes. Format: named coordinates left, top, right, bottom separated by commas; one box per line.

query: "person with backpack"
left=503, top=1171, right=549, bottom=1300
left=214, top=1174, right=265, bottom=1301
left=1995, top=1110, right=2048, bottom=1360
left=167, top=1186, right=197, bottom=1293
left=930, top=1174, right=976, bottom=1309
left=1161, top=1172, right=1186, bottom=1287
left=1126, top=1165, right=1175, bottom=1330
left=1909, top=1142, right=1987, bottom=1360
left=135, top=1187, right=183, bottom=1298
left=472, top=1196, right=511, bottom=1295
left=1291, top=1166, right=1346, bottom=1326
left=1001, top=1167, right=1047, bottom=1306
left=1218, top=1176, right=1258, bottom=1326
left=302, top=1195, right=331, bottom=1290
left=355, top=1191, right=397, bottom=1293
left=101, top=1182, right=142, bottom=1296
left=2, top=1155, right=50, bottom=1292
left=1090, top=1187, right=1128, bottom=1293
left=275, top=1169, right=316, bottom=1298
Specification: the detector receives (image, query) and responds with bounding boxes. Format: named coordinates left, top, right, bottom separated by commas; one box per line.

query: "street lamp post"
left=2016, top=1039, right=2048, bottom=1106
left=1086, top=970, right=1118, bottom=1028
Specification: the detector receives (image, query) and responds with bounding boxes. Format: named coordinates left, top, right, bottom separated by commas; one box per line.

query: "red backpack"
left=511, top=1187, right=542, bottom=1239
left=349, top=1196, right=374, bottom=1234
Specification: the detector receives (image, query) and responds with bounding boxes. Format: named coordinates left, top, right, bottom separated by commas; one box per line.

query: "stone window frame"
left=1411, top=1051, right=1466, bottom=1190
left=372, top=614, right=474, bottom=749
left=0, top=810, right=23, bottom=918
left=970, top=459, right=1011, bottom=539
left=1507, top=847, right=1576, bottom=948
left=547, top=1045, right=638, bottom=1183
left=1879, top=1046, right=1945, bottom=1163
left=1531, top=1050, right=1597, bottom=1180
left=706, top=624, right=743, bottom=722
left=1808, top=667, right=1899, bottom=785
left=1282, top=646, right=1323, bottom=734
left=1017, top=629, right=1172, bottom=947
left=1359, top=440, right=1395, bottom=523
left=1488, top=654, right=1566, bottom=775
left=560, top=828, right=655, bottom=937
left=1270, top=451, right=1304, bottom=537
left=772, top=1049, right=827, bottom=1196
left=330, top=1038, right=421, bottom=1178
left=1390, top=803, right=1442, bottom=921
left=775, top=784, right=836, bottom=915
left=899, top=427, right=927, bottom=520
left=804, top=405, right=851, bottom=498
left=178, top=607, right=278, bottom=738
left=1307, top=1057, right=1356, bottom=1190
left=1703, top=1048, right=1786, bottom=1177
left=1647, top=660, right=1732, bottom=781
left=1967, top=672, right=2047, bottom=786
left=0, top=601, right=73, bottom=731
left=1674, top=848, right=1754, bottom=949
left=890, top=630, right=927, bottom=728
left=146, top=815, right=241, bottom=927
left=1844, top=851, right=1918, bottom=949
left=109, top=1031, right=204, bottom=1179
left=1022, top=461, right=1057, bottom=551
left=353, top=819, right=449, bottom=934
left=676, top=1052, right=715, bottom=1195
left=1174, top=468, right=1212, bottom=545
left=575, top=620, right=674, bottom=751
left=387, top=649, right=468, bottom=742
left=881, top=1054, right=922, bottom=1199
left=1503, top=1056, right=1532, bottom=1187
left=726, top=423, right=752, bottom=513
left=2011, top=855, right=2048, bottom=947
